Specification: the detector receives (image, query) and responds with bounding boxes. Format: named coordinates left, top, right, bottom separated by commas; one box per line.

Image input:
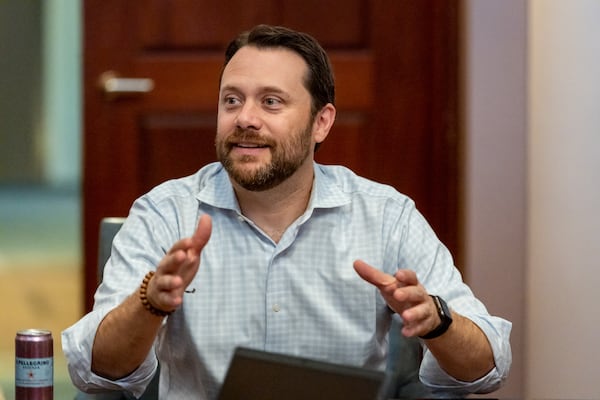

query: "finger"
left=177, top=215, right=212, bottom=280
left=176, top=255, right=201, bottom=286
left=353, top=260, right=397, bottom=288
left=153, top=285, right=184, bottom=310
left=147, top=272, right=185, bottom=311
left=401, top=299, right=434, bottom=324
left=391, top=284, right=428, bottom=304
left=166, top=215, right=211, bottom=257
left=394, top=269, right=419, bottom=286
left=153, top=271, right=185, bottom=292
left=190, top=214, right=212, bottom=255
left=163, top=215, right=211, bottom=273
left=157, top=249, right=188, bottom=275
left=401, top=301, right=439, bottom=337
left=167, top=237, right=195, bottom=255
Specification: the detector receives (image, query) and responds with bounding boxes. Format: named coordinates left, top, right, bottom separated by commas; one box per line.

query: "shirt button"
left=237, top=215, right=244, bottom=222
left=272, top=304, right=281, bottom=312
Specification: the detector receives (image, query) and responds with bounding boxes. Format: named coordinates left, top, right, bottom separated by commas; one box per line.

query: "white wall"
left=527, top=0, right=600, bottom=398
left=466, top=0, right=600, bottom=398
left=463, top=1, right=527, bottom=398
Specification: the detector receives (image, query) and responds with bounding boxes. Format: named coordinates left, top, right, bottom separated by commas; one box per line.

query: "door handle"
left=99, top=71, right=154, bottom=99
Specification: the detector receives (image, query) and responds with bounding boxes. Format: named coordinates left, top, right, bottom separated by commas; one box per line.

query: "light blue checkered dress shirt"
left=63, top=162, right=511, bottom=399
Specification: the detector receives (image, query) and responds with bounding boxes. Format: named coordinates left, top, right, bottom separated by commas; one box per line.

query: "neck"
left=233, top=163, right=314, bottom=242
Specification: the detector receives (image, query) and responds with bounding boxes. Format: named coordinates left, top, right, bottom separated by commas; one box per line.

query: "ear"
left=312, top=103, right=336, bottom=144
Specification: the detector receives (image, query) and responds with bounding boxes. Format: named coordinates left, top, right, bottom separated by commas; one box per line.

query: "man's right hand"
left=92, top=214, right=212, bottom=379
left=147, top=214, right=212, bottom=313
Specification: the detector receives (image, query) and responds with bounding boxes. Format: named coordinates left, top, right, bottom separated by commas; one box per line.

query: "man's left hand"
left=353, top=259, right=440, bottom=338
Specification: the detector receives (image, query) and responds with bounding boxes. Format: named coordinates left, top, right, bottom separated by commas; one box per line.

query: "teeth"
left=238, top=143, right=264, bottom=148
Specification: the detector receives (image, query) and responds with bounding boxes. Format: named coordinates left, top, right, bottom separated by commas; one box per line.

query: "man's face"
left=216, top=46, right=316, bottom=191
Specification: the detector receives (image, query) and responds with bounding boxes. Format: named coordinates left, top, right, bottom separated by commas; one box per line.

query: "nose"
left=235, top=101, right=262, bottom=131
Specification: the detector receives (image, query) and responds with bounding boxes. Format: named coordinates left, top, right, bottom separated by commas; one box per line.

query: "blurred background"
left=1, top=1, right=599, bottom=399
left=0, top=0, right=81, bottom=399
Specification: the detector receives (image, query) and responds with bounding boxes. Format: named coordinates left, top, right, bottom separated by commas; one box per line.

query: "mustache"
left=225, top=128, right=273, bottom=146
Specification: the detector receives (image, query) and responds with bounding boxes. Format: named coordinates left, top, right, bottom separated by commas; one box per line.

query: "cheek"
left=276, top=115, right=311, bottom=138
left=216, top=113, right=234, bottom=135
left=217, top=105, right=237, bottom=122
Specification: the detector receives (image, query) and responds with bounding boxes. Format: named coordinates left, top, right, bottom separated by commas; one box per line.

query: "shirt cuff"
left=61, top=309, right=158, bottom=398
left=418, top=314, right=512, bottom=396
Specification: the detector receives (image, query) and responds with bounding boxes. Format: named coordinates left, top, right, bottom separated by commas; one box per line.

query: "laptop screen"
left=218, top=347, right=387, bottom=400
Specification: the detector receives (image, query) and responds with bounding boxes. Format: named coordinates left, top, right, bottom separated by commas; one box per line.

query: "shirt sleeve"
left=419, top=314, right=512, bottom=396
left=61, top=193, right=175, bottom=398
left=61, top=307, right=159, bottom=398
left=388, top=199, right=512, bottom=395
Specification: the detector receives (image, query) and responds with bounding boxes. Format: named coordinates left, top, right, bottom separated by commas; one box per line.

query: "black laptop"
left=218, top=347, right=388, bottom=400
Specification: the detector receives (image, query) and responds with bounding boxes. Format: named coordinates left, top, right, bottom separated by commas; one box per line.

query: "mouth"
left=227, top=140, right=272, bottom=159
left=234, top=142, right=269, bottom=149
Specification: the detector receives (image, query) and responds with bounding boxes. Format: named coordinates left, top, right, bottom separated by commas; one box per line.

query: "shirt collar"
left=195, top=164, right=240, bottom=212
left=195, top=162, right=351, bottom=212
left=310, top=163, right=352, bottom=209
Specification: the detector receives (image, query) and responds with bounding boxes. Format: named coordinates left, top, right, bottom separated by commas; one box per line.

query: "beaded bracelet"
left=139, top=271, right=172, bottom=317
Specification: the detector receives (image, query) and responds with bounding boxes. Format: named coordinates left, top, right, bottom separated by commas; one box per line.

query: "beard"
left=216, top=120, right=314, bottom=192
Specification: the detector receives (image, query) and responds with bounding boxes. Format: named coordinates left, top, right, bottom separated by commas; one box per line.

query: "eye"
left=222, top=95, right=242, bottom=109
left=263, top=97, right=282, bottom=108
left=225, top=96, right=240, bottom=105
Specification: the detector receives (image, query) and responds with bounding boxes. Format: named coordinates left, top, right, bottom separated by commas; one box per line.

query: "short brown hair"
left=223, top=24, right=335, bottom=118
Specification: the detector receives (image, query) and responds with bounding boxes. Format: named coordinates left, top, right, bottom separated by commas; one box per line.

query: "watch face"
left=433, top=296, right=443, bottom=313
left=438, top=296, right=451, bottom=320
left=420, top=295, right=452, bottom=339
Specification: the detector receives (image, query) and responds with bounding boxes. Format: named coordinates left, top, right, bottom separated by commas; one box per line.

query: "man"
left=63, top=25, right=511, bottom=399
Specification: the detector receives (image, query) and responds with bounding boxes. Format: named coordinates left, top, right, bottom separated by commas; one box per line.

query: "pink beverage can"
left=15, top=329, right=53, bottom=400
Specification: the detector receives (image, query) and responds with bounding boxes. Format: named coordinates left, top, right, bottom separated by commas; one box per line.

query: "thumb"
left=191, top=214, right=212, bottom=252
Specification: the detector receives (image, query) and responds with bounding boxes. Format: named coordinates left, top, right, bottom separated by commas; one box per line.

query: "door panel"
left=138, top=113, right=217, bottom=192
left=83, top=0, right=460, bottom=311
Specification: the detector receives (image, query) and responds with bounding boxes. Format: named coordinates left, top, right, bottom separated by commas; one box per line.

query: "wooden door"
left=83, top=0, right=460, bottom=312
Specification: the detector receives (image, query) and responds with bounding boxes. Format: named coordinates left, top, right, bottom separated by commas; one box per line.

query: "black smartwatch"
left=419, top=295, right=453, bottom=339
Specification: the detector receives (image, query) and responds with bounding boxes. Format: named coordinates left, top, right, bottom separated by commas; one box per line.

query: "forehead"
left=220, top=46, right=309, bottom=94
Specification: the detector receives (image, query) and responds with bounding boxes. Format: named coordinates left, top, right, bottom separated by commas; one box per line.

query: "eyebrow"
left=220, top=84, right=289, bottom=98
